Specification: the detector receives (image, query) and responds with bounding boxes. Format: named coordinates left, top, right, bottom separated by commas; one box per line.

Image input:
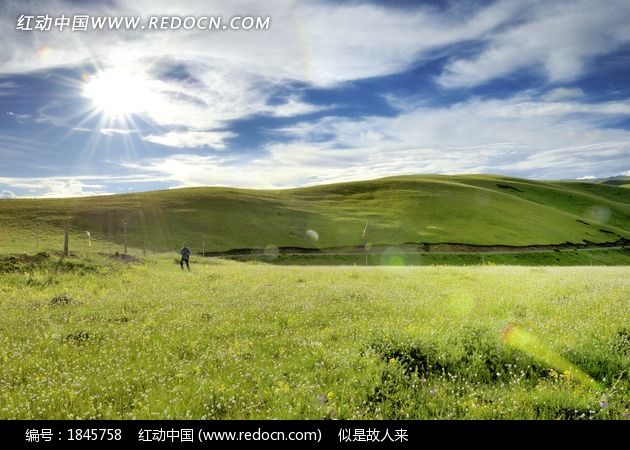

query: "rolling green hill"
left=596, top=175, right=630, bottom=187
left=0, top=174, right=629, bottom=254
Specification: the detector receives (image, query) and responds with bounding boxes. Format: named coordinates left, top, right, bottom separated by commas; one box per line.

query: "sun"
left=83, top=69, right=152, bottom=120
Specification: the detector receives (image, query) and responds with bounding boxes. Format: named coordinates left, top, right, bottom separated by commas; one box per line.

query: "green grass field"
left=1, top=175, right=629, bottom=256
left=1, top=255, right=628, bottom=419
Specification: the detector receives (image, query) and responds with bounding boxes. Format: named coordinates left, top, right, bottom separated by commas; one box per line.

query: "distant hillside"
left=596, top=176, right=630, bottom=188
left=1, top=174, right=629, bottom=253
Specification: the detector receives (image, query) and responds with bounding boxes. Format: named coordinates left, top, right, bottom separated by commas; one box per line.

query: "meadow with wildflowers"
left=1, top=255, right=628, bottom=419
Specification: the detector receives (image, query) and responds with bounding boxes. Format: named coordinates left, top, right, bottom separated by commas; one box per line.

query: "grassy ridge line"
left=0, top=174, right=629, bottom=253
left=225, top=248, right=630, bottom=266
left=203, top=238, right=630, bottom=256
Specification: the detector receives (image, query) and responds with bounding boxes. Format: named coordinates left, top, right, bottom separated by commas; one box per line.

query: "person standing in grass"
left=180, top=244, right=191, bottom=271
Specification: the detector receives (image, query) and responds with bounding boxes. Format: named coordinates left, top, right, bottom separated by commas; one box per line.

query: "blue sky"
left=1, top=0, right=629, bottom=197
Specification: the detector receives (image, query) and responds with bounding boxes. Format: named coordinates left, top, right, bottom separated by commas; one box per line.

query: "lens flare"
left=584, top=205, right=611, bottom=224
left=37, top=46, right=50, bottom=60
left=380, top=247, right=406, bottom=266
left=264, top=244, right=279, bottom=258
left=503, top=324, right=601, bottom=390
left=305, top=229, right=319, bottom=242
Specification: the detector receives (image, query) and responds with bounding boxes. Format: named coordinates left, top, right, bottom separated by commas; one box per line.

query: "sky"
left=0, top=0, right=629, bottom=198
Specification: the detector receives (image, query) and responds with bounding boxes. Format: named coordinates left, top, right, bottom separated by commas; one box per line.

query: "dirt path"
left=202, top=239, right=630, bottom=257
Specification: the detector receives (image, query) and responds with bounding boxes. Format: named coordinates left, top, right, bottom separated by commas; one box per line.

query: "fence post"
left=63, top=222, right=69, bottom=257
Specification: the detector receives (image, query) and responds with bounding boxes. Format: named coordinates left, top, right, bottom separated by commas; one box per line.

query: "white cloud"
left=6, top=111, right=31, bottom=120
left=0, top=0, right=540, bottom=134
left=0, top=178, right=105, bottom=198
left=437, top=0, right=630, bottom=88
left=542, top=87, right=585, bottom=102
left=0, top=174, right=162, bottom=198
left=0, top=81, right=17, bottom=95
left=5, top=92, right=630, bottom=192
left=264, top=96, right=334, bottom=118
left=99, top=128, right=138, bottom=136
left=126, top=93, right=630, bottom=187
left=576, top=175, right=596, bottom=180
left=2, top=1, right=628, bottom=108
left=0, top=1, right=490, bottom=81
left=2, top=0, right=630, bottom=192
left=143, top=130, right=236, bottom=149
left=472, top=97, right=630, bottom=118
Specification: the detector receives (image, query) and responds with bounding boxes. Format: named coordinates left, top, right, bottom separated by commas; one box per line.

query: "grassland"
left=1, top=255, right=628, bottom=419
left=1, top=175, right=628, bottom=420
left=1, top=175, right=629, bottom=256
